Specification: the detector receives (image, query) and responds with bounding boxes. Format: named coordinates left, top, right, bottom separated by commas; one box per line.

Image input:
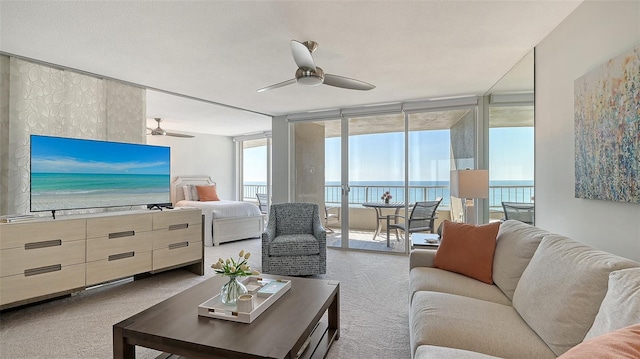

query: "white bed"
left=172, top=176, right=264, bottom=247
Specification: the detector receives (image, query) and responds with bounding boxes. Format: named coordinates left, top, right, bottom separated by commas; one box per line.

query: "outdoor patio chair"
left=256, top=193, right=268, bottom=214
left=386, top=198, right=442, bottom=242
left=324, top=205, right=340, bottom=233
left=262, top=202, right=326, bottom=276
left=502, top=201, right=535, bottom=225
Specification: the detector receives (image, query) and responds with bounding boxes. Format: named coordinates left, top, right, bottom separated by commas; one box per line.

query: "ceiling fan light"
left=297, top=76, right=323, bottom=86
left=295, top=67, right=324, bottom=86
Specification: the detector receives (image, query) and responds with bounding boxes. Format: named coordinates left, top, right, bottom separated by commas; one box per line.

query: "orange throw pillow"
left=196, top=185, right=220, bottom=201
left=557, top=324, right=640, bottom=359
left=433, top=220, right=500, bottom=284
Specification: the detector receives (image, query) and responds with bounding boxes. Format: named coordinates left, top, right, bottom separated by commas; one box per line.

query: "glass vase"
left=220, top=276, right=248, bottom=306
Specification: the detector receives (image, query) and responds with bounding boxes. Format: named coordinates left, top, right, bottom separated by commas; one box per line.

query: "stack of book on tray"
left=246, top=278, right=290, bottom=297
left=0, top=214, right=35, bottom=223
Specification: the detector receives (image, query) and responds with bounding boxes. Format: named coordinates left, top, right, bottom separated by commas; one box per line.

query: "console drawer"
left=152, top=209, right=202, bottom=230
left=85, top=251, right=152, bottom=286
left=0, top=239, right=86, bottom=277
left=153, top=241, right=202, bottom=271
left=0, top=219, right=85, bottom=250
left=0, top=263, right=85, bottom=306
left=152, top=225, right=201, bottom=250
left=86, top=213, right=152, bottom=239
left=86, top=231, right=153, bottom=262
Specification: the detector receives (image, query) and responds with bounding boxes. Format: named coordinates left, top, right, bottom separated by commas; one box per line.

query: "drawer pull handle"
left=108, top=252, right=135, bottom=261
left=169, top=241, right=189, bottom=249
left=25, top=264, right=62, bottom=277
left=25, top=239, right=62, bottom=250
left=169, top=223, right=189, bottom=230
left=109, top=230, right=135, bottom=239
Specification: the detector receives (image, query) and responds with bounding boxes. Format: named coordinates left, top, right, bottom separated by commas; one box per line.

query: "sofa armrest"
left=409, top=249, right=437, bottom=270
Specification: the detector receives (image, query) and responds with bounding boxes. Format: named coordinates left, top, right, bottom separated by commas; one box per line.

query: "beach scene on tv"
left=30, top=135, right=171, bottom=212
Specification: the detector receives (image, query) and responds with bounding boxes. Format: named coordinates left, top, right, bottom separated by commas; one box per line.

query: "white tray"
left=198, top=276, right=291, bottom=323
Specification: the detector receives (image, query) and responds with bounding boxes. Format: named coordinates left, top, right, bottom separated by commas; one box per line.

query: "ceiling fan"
left=147, top=118, right=194, bottom=138
left=257, top=40, right=375, bottom=92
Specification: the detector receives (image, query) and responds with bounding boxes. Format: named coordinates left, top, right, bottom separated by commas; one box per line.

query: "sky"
left=30, top=135, right=170, bottom=175
left=243, top=127, right=534, bottom=183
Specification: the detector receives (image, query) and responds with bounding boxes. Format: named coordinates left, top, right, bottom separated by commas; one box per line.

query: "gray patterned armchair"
left=261, top=203, right=326, bottom=276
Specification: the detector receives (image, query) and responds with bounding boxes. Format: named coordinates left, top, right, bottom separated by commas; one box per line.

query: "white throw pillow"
left=585, top=268, right=640, bottom=340
left=190, top=185, right=199, bottom=201
left=182, top=185, right=192, bottom=201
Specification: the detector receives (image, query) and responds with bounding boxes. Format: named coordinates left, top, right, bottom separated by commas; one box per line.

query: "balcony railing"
left=244, top=184, right=268, bottom=200
left=243, top=184, right=534, bottom=207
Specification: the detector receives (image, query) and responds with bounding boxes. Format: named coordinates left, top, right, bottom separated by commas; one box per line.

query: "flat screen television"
left=30, top=134, right=171, bottom=213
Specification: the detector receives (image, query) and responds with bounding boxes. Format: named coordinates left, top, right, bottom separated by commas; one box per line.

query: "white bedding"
left=175, top=200, right=261, bottom=219
left=171, top=176, right=264, bottom=246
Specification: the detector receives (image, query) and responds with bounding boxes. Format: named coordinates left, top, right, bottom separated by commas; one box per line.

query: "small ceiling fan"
left=147, top=118, right=194, bottom=138
left=257, top=40, right=375, bottom=92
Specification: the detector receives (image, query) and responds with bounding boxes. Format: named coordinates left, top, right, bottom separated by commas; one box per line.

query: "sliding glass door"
left=291, top=99, right=479, bottom=253
left=240, top=137, right=270, bottom=211
left=488, top=103, right=534, bottom=223
left=346, top=113, right=405, bottom=253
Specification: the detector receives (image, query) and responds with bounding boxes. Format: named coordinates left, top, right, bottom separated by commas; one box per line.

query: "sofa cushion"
left=585, top=267, right=640, bottom=339
left=557, top=324, right=640, bottom=359
left=492, top=220, right=547, bottom=301
left=410, top=291, right=556, bottom=359
left=512, top=234, right=639, bottom=356
left=409, top=267, right=511, bottom=305
left=268, top=234, right=319, bottom=257
left=415, top=345, right=503, bottom=359
left=433, top=221, right=500, bottom=284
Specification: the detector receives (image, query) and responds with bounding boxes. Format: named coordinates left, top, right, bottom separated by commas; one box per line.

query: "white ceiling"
left=0, top=1, right=581, bottom=136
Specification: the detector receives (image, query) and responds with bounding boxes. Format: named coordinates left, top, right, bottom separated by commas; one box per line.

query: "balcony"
left=244, top=183, right=533, bottom=251
left=244, top=183, right=533, bottom=209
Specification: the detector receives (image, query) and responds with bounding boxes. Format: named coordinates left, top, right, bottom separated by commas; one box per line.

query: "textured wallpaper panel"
left=2, top=57, right=145, bottom=215
left=106, top=79, right=145, bottom=143
left=0, top=55, right=9, bottom=214
left=63, top=70, right=106, bottom=139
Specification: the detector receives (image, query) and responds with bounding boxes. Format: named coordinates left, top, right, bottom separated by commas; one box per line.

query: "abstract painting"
left=574, top=45, right=640, bottom=203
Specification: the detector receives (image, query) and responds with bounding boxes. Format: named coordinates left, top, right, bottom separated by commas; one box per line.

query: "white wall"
left=535, top=1, right=640, bottom=261
left=147, top=132, right=236, bottom=203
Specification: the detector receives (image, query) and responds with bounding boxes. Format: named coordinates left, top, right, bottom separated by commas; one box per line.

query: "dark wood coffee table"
left=113, top=275, right=339, bottom=359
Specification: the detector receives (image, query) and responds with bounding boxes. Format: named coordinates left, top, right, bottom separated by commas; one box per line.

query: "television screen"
left=30, top=135, right=171, bottom=212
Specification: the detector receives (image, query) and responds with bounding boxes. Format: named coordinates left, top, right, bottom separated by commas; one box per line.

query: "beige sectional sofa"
left=409, top=220, right=640, bottom=358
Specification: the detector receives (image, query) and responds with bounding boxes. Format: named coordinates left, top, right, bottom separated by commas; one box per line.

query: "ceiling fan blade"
left=165, top=131, right=194, bottom=138
left=291, top=40, right=316, bottom=70
left=323, top=74, right=375, bottom=91
left=257, top=78, right=296, bottom=92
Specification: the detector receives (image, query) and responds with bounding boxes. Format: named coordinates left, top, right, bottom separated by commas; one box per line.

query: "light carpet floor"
left=0, top=238, right=410, bottom=359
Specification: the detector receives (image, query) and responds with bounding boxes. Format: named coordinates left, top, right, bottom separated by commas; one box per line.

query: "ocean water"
left=31, top=173, right=170, bottom=195
left=31, top=173, right=170, bottom=211
left=246, top=180, right=534, bottom=207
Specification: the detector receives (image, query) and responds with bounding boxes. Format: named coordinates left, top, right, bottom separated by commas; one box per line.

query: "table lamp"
left=450, top=169, right=489, bottom=224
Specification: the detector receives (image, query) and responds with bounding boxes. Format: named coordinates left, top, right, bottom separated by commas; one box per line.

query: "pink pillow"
left=557, top=324, right=640, bottom=359
left=433, top=221, right=500, bottom=284
left=196, top=185, right=220, bottom=201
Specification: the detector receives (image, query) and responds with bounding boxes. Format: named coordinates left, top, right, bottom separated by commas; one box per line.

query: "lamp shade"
left=450, top=170, right=489, bottom=199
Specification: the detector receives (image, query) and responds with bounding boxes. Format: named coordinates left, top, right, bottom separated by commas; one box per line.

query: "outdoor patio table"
left=361, top=202, right=404, bottom=246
